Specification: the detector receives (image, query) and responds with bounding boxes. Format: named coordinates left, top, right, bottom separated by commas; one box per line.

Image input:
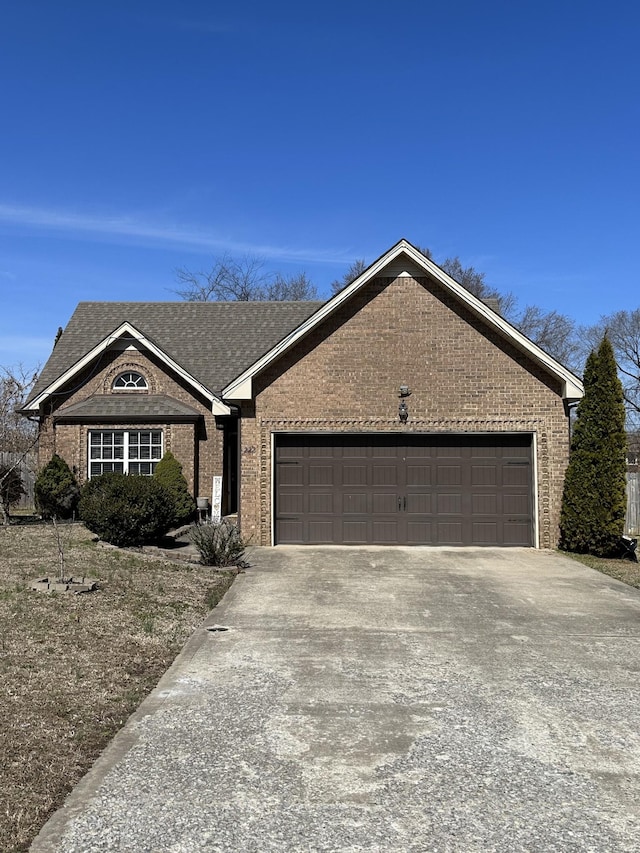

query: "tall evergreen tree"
left=559, top=336, right=627, bottom=555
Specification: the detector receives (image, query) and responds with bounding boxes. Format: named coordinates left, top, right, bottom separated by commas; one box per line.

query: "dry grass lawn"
left=0, top=521, right=234, bottom=852
left=567, top=550, right=640, bottom=588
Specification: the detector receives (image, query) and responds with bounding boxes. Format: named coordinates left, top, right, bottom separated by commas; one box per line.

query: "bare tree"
left=265, top=272, right=318, bottom=301
left=513, top=305, right=579, bottom=371
left=583, top=309, right=640, bottom=428
left=330, top=259, right=368, bottom=295
left=0, top=365, right=39, bottom=523
left=0, top=365, right=38, bottom=452
left=420, top=249, right=578, bottom=367
left=174, top=254, right=317, bottom=302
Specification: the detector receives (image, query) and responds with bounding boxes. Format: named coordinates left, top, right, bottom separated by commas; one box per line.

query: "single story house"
left=22, top=240, right=583, bottom=548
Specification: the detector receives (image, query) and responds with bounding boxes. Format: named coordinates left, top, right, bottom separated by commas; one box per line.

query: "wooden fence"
left=627, top=472, right=640, bottom=537
left=0, top=451, right=37, bottom=510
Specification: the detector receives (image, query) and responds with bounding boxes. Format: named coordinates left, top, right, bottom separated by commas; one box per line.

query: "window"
left=89, top=430, right=162, bottom=477
left=113, top=371, right=148, bottom=390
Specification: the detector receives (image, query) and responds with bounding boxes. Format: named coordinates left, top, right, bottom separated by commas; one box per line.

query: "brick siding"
left=37, top=348, right=223, bottom=500
left=240, top=276, right=570, bottom=548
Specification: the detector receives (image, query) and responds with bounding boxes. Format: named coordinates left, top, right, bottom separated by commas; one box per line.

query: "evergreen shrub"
left=559, top=336, right=627, bottom=556
left=153, top=451, right=195, bottom=526
left=79, top=473, right=175, bottom=546
left=34, top=454, right=80, bottom=519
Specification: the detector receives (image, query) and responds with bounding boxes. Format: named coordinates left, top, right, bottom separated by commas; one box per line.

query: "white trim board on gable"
left=24, top=322, right=232, bottom=416
left=222, top=239, right=584, bottom=403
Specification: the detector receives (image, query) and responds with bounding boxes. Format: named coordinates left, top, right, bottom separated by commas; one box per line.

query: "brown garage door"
left=274, top=433, right=534, bottom=546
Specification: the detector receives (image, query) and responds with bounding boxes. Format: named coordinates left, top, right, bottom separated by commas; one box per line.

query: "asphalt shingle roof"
left=28, top=300, right=324, bottom=405
left=55, top=394, right=202, bottom=419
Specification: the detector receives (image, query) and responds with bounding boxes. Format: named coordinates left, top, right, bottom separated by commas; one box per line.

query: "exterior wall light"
left=398, top=386, right=411, bottom=422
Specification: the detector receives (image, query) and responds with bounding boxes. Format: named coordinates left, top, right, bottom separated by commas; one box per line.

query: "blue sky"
left=1, top=1, right=638, bottom=376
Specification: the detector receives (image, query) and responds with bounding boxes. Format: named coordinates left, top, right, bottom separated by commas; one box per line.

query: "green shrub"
left=34, top=454, right=80, bottom=519
left=559, top=336, right=627, bottom=556
left=189, top=520, right=247, bottom=567
left=153, top=451, right=195, bottom=526
left=79, top=473, right=175, bottom=547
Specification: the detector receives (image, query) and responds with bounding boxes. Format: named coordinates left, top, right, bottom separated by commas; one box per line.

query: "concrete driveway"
left=32, top=547, right=640, bottom=852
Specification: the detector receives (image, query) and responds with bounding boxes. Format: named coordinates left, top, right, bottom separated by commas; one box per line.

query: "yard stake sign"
left=211, top=476, right=223, bottom=522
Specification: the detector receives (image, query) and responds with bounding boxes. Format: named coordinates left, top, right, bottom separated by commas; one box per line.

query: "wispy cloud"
left=0, top=203, right=348, bottom=264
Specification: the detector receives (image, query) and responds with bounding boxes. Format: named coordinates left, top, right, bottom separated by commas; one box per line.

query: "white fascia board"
left=29, top=322, right=232, bottom=416
left=223, top=239, right=584, bottom=403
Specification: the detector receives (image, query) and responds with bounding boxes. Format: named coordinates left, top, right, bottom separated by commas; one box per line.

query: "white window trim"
left=88, top=429, right=163, bottom=477
left=113, top=371, right=148, bottom=390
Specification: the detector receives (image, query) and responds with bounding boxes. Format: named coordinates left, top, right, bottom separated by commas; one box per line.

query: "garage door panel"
left=406, top=493, right=431, bottom=513
left=407, top=521, right=432, bottom=543
left=308, top=521, right=335, bottom=543
left=278, top=463, right=303, bottom=485
left=372, top=492, right=398, bottom=514
left=372, top=521, right=400, bottom=543
left=342, top=521, right=368, bottom=543
left=309, top=465, right=334, bottom=486
left=503, top=521, right=531, bottom=546
left=471, top=445, right=499, bottom=458
left=472, top=494, right=498, bottom=515
left=343, top=465, right=368, bottom=486
left=279, top=492, right=305, bottom=514
left=471, top=465, right=497, bottom=486
left=503, top=494, right=530, bottom=514
left=437, top=465, right=462, bottom=486
left=343, top=492, right=368, bottom=514
left=437, top=493, right=462, bottom=514
left=309, top=445, right=335, bottom=458
left=372, top=465, right=399, bottom=486
left=503, top=464, right=531, bottom=486
left=278, top=519, right=304, bottom=543
left=437, top=522, right=464, bottom=544
left=275, top=434, right=533, bottom=546
left=407, top=465, right=431, bottom=486
left=372, top=444, right=398, bottom=459
left=309, top=493, right=334, bottom=514
left=472, top=522, right=499, bottom=544
left=343, top=445, right=368, bottom=458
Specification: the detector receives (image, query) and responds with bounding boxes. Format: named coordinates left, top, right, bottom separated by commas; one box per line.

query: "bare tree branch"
left=330, top=259, right=368, bottom=295
left=0, top=365, right=39, bottom=453
left=173, top=254, right=317, bottom=302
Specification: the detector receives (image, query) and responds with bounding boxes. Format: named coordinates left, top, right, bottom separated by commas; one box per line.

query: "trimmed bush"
left=153, top=451, right=195, bottom=526
left=79, top=473, right=175, bottom=547
left=189, top=520, right=247, bottom=567
left=34, top=454, right=80, bottom=519
left=559, top=336, right=627, bottom=556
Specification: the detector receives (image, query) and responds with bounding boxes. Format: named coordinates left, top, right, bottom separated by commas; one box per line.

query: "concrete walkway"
left=31, top=547, right=640, bottom=852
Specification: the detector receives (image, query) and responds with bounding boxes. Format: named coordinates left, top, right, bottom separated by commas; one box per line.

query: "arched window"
left=113, top=371, right=148, bottom=390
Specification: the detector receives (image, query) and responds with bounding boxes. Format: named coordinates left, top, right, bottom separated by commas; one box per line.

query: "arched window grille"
left=113, top=371, right=148, bottom=390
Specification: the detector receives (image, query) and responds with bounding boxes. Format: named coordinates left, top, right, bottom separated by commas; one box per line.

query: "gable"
left=252, top=274, right=566, bottom=410
left=222, top=240, right=584, bottom=403
left=23, top=300, right=322, bottom=414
